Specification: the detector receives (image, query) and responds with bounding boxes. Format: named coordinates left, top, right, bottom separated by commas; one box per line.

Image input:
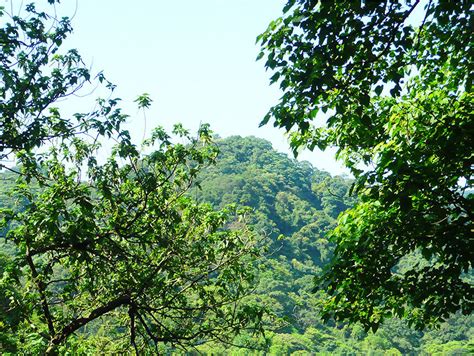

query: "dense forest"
left=1, top=136, right=472, bottom=354
left=1, top=0, right=472, bottom=354
left=191, top=136, right=473, bottom=355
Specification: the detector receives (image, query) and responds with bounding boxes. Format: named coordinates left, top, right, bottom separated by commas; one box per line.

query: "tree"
left=258, top=0, right=472, bottom=330
left=0, top=2, right=264, bottom=353
left=0, top=1, right=122, bottom=166
left=1, top=125, right=264, bottom=354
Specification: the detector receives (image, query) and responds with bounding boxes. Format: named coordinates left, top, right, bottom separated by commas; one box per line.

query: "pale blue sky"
left=7, top=0, right=429, bottom=174
left=38, top=0, right=347, bottom=175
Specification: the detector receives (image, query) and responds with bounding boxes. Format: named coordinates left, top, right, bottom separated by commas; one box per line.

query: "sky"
left=6, top=0, right=428, bottom=175
left=25, top=0, right=345, bottom=176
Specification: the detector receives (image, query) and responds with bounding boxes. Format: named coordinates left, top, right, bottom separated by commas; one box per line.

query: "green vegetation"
left=0, top=1, right=120, bottom=161
left=258, top=0, right=473, bottom=329
left=1, top=0, right=472, bottom=354
left=193, top=136, right=473, bottom=354
left=1, top=130, right=266, bottom=354
left=1, top=2, right=263, bottom=353
left=1, top=135, right=472, bottom=354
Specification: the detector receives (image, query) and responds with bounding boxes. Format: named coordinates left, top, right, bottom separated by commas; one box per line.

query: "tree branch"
left=25, top=245, right=56, bottom=337
left=47, top=294, right=130, bottom=352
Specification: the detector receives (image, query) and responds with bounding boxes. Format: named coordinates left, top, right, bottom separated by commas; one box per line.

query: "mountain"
left=194, top=136, right=473, bottom=355
left=0, top=136, right=472, bottom=354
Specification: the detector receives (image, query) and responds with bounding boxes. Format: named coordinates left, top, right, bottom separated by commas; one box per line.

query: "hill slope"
left=194, top=136, right=473, bottom=355
left=0, top=136, right=472, bottom=354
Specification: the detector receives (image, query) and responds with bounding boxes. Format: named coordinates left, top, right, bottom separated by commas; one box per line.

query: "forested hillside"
left=193, top=136, right=473, bottom=355
left=1, top=135, right=472, bottom=354
left=1, top=0, right=472, bottom=353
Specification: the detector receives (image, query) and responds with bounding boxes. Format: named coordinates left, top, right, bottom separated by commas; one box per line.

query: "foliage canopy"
left=258, top=0, right=473, bottom=330
left=1, top=127, right=263, bottom=354
left=0, top=2, right=263, bottom=353
left=0, top=1, right=124, bottom=162
left=2, top=132, right=473, bottom=353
